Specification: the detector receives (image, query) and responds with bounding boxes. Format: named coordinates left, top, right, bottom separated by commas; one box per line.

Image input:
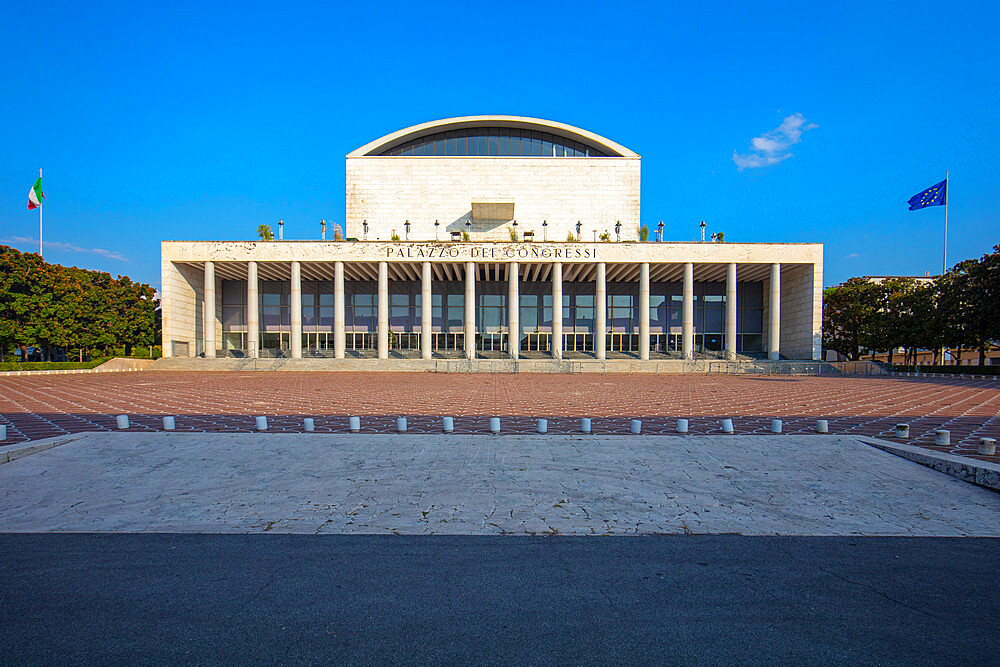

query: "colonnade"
left=202, top=261, right=782, bottom=361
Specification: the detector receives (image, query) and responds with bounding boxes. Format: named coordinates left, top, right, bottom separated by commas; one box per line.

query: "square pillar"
left=334, top=261, right=345, bottom=359
left=768, top=263, right=781, bottom=360
left=726, top=263, right=737, bottom=361
left=508, top=262, right=519, bottom=359
left=246, top=261, right=258, bottom=358
left=377, top=261, right=389, bottom=359
left=639, top=262, right=650, bottom=360
left=290, top=261, right=302, bottom=359
left=203, top=261, right=216, bottom=358
left=551, top=263, right=563, bottom=360
left=682, top=262, right=694, bottom=360
left=465, top=262, right=476, bottom=360
left=421, top=261, right=432, bottom=360
left=595, top=262, right=607, bottom=360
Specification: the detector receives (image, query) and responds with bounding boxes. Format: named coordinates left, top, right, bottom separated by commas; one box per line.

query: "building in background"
left=161, top=116, right=823, bottom=366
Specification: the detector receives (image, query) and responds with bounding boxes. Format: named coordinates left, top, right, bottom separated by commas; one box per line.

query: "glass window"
left=542, top=134, right=553, bottom=156
left=377, top=127, right=610, bottom=157
left=497, top=132, right=509, bottom=156
left=446, top=137, right=456, bottom=156
left=487, top=133, right=498, bottom=156
left=531, top=132, right=543, bottom=156
left=509, top=132, right=521, bottom=155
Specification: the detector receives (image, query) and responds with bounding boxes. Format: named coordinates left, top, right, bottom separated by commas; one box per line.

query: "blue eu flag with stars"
left=908, top=179, right=947, bottom=210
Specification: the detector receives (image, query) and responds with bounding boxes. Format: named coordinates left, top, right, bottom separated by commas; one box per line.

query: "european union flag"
left=908, top=179, right=947, bottom=210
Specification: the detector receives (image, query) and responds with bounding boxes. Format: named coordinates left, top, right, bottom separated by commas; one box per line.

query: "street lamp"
left=700, top=220, right=706, bottom=242
left=542, top=220, right=548, bottom=241
left=575, top=220, right=582, bottom=239
left=465, top=219, right=472, bottom=238
left=278, top=219, right=284, bottom=241
left=614, top=220, right=621, bottom=242
left=321, top=219, right=327, bottom=240
left=404, top=220, right=410, bottom=240
left=512, top=220, right=518, bottom=240
left=657, top=220, right=664, bottom=242
left=434, top=219, right=439, bottom=240
left=362, top=220, right=368, bottom=240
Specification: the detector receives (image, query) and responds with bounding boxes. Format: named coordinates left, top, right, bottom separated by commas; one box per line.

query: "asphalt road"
left=2, top=534, right=997, bottom=665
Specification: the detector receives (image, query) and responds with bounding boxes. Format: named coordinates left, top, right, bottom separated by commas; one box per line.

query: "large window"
left=378, top=127, right=608, bottom=157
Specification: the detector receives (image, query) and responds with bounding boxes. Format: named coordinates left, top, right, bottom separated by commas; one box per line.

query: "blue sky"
left=2, top=1, right=997, bottom=289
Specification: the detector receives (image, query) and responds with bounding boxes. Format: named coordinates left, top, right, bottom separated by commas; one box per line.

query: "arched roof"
left=347, top=115, right=639, bottom=158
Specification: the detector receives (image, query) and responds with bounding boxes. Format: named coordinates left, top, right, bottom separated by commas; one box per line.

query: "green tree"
left=822, top=278, right=879, bottom=360
left=257, top=224, right=274, bottom=240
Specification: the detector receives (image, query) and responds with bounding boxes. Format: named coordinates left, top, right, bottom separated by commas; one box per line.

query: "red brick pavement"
left=0, top=372, right=997, bottom=463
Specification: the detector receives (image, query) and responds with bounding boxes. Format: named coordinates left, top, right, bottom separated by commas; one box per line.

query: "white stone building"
left=161, top=116, right=823, bottom=367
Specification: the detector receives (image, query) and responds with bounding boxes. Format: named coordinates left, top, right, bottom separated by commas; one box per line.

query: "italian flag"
left=28, top=177, right=44, bottom=210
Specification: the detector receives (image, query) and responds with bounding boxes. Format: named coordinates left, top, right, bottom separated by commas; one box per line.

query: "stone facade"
left=346, top=157, right=641, bottom=242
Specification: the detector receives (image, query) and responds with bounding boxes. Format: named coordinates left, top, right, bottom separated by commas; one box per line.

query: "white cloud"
left=1, top=236, right=128, bottom=262
left=845, top=252, right=860, bottom=259
left=733, top=113, right=817, bottom=171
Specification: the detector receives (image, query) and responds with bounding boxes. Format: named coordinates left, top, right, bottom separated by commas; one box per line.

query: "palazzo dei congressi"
left=161, top=116, right=822, bottom=368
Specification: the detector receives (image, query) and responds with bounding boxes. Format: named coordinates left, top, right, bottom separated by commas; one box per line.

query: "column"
left=595, top=262, right=606, bottom=360
left=246, top=261, right=258, bottom=358
left=203, top=261, right=216, bottom=358
left=464, top=261, right=476, bottom=360
left=377, top=261, right=389, bottom=359
left=639, top=262, right=650, bottom=361
left=682, top=262, right=694, bottom=360
left=290, top=261, right=302, bottom=359
left=508, top=262, right=519, bottom=359
left=726, top=263, right=737, bottom=361
left=421, top=261, right=432, bottom=360
left=551, top=262, right=563, bottom=360
left=768, top=263, right=780, bottom=361
left=333, top=261, right=345, bottom=359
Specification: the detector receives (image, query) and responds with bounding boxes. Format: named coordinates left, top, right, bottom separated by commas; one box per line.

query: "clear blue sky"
left=2, top=1, right=997, bottom=290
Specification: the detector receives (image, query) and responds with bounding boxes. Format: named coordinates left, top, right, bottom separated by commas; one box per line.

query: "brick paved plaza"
left=1, top=372, right=997, bottom=462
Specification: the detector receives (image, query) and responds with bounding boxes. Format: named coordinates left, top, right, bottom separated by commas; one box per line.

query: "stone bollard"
left=490, top=417, right=501, bottom=434
left=255, top=416, right=268, bottom=431
left=397, top=417, right=407, bottom=433
left=721, top=419, right=734, bottom=434
left=979, top=438, right=997, bottom=456
left=934, top=429, right=949, bottom=446
left=349, top=416, right=361, bottom=433
left=895, top=423, right=909, bottom=439
left=770, top=419, right=782, bottom=434
left=537, top=418, right=548, bottom=434
left=163, top=416, right=176, bottom=431
left=116, top=415, right=130, bottom=430
left=816, top=420, right=829, bottom=434
left=580, top=418, right=592, bottom=434
left=677, top=418, right=689, bottom=434
left=443, top=417, right=454, bottom=433
left=0, top=424, right=6, bottom=441
left=631, top=419, right=642, bottom=435
left=303, top=418, right=315, bottom=432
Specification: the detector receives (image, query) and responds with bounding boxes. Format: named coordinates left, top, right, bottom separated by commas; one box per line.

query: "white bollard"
left=537, top=418, right=548, bottom=434
left=490, top=417, right=501, bottom=434
left=162, top=416, right=175, bottom=431
left=770, top=419, right=782, bottom=434
left=442, top=417, right=454, bottom=433
left=721, top=418, right=734, bottom=434
left=116, top=415, right=129, bottom=430
left=677, top=418, right=689, bottom=434
left=255, top=416, right=268, bottom=431
left=349, top=416, right=361, bottom=433
left=0, top=424, right=6, bottom=441
left=979, top=438, right=996, bottom=456
left=934, top=429, right=949, bottom=446
left=816, top=420, right=829, bottom=434
left=895, top=423, right=909, bottom=439
left=631, top=419, right=641, bottom=434
left=303, top=418, right=315, bottom=432
left=580, top=418, right=592, bottom=434
left=397, top=417, right=407, bottom=433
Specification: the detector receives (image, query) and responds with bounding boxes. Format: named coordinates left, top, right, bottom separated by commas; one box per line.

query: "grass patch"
left=0, top=358, right=112, bottom=372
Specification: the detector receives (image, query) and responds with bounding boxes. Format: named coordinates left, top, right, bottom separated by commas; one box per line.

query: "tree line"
left=0, top=245, right=159, bottom=360
left=823, top=245, right=1000, bottom=364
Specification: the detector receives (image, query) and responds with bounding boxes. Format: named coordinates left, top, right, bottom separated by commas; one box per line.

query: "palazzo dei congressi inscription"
left=383, top=244, right=598, bottom=260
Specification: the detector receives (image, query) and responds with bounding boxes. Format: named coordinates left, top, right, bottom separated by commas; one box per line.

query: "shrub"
left=566, top=232, right=576, bottom=242
left=508, top=227, right=519, bottom=242
left=639, top=225, right=649, bottom=242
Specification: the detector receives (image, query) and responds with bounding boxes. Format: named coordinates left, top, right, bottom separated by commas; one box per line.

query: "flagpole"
left=942, top=170, right=948, bottom=274
left=38, top=167, right=43, bottom=258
